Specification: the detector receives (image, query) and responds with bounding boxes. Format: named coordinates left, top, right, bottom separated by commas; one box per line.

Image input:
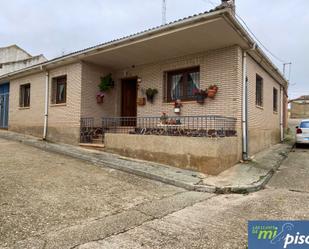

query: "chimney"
left=221, top=0, right=236, bottom=13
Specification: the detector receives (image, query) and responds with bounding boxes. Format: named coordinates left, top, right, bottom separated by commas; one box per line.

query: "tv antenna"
left=162, top=0, right=167, bottom=25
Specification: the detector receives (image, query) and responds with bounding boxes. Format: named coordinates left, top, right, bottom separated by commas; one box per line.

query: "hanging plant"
left=98, top=73, right=115, bottom=92
left=96, top=73, right=114, bottom=104
left=145, top=88, right=158, bottom=103
left=160, top=112, right=169, bottom=124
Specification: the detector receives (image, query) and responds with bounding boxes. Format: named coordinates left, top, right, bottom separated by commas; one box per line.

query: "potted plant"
left=160, top=112, right=169, bottom=124
left=97, top=73, right=115, bottom=104
left=99, top=73, right=114, bottom=92
left=145, top=88, right=158, bottom=103
left=174, top=99, right=182, bottom=114
left=208, top=85, right=218, bottom=98
left=194, top=88, right=207, bottom=104
left=96, top=92, right=105, bottom=104
left=137, top=97, right=146, bottom=106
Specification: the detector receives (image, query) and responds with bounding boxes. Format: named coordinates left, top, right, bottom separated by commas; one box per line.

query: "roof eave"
left=1, top=7, right=289, bottom=89
left=0, top=7, right=231, bottom=81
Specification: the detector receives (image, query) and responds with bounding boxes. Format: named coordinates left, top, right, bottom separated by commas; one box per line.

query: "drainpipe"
left=242, top=43, right=257, bottom=161
left=43, top=71, right=49, bottom=140
left=242, top=50, right=249, bottom=160
left=280, top=86, right=284, bottom=142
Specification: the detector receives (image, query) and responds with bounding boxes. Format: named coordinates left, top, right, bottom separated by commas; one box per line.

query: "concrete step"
left=92, top=138, right=104, bottom=144
left=79, top=143, right=105, bottom=149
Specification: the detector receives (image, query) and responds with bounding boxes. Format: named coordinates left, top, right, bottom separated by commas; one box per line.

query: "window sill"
left=273, top=111, right=278, bottom=115
left=19, top=107, right=30, bottom=110
left=50, top=103, right=67, bottom=107
left=163, top=100, right=197, bottom=105
left=256, top=105, right=264, bottom=110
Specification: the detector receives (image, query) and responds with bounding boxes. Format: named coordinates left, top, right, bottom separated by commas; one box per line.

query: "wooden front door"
left=121, top=78, right=137, bottom=126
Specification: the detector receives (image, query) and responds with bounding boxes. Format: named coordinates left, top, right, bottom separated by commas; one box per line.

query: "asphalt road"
left=0, top=135, right=308, bottom=249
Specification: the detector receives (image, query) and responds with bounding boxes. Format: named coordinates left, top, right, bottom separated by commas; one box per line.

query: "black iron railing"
left=101, top=115, right=237, bottom=142
left=80, top=117, right=94, bottom=143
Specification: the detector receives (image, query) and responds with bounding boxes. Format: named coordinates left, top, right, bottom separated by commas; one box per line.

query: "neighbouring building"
left=0, top=45, right=46, bottom=76
left=0, top=2, right=288, bottom=175
left=0, top=45, right=46, bottom=129
left=289, top=95, right=309, bottom=119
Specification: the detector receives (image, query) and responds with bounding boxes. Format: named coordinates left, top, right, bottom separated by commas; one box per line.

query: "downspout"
left=43, top=71, right=49, bottom=140
left=242, top=43, right=257, bottom=161
left=242, top=50, right=249, bottom=160
left=280, top=86, right=284, bottom=142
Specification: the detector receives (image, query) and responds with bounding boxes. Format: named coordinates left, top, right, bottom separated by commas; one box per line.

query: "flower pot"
left=174, top=107, right=180, bottom=113
left=207, top=89, right=217, bottom=98
left=196, top=94, right=205, bottom=104
left=137, top=97, right=146, bottom=106
left=96, top=92, right=105, bottom=104
left=212, top=86, right=218, bottom=93
left=146, top=95, right=154, bottom=103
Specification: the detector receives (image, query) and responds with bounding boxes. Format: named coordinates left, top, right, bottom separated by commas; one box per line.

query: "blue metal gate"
left=0, top=83, right=9, bottom=129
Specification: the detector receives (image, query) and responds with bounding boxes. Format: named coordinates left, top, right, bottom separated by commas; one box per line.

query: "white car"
left=295, top=119, right=309, bottom=146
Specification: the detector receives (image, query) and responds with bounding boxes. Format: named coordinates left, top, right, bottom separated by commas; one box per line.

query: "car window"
left=300, top=122, right=309, bottom=128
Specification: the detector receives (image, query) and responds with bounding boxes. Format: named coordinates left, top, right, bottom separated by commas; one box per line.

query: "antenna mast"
left=162, top=0, right=167, bottom=25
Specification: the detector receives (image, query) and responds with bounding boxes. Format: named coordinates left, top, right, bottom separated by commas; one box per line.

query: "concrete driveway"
left=0, top=138, right=212, bottom=248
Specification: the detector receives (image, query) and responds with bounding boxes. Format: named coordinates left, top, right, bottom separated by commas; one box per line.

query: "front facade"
left=0, top=6, right=288, bottom=175
left=0, top=45, right=46, bottom=77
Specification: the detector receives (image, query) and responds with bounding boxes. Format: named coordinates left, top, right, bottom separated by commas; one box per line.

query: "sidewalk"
left=0, top=130, right=292, bottom=193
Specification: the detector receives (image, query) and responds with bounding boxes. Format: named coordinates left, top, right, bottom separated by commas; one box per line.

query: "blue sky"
left=0, top=0, right=308, bottom=98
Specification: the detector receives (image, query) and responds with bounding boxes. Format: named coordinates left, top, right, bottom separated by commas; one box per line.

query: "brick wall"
left=80, top=46, right=243, bottom=136
left=9, top=62, right=82, bottom=144
left=113, top=46, right=242, bottom=120
left=47, top=62, right=82, bottom=144
left=9, top=72, right=46, bottom=137
left=81, top=62, right=118, bottom=126
left=246, top=55, right=281, bottom=154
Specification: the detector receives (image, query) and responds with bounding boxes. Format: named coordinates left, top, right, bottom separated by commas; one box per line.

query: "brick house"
left=0, top=3, right=288, bottom=175
left=289, top=96, right=309, bottom=119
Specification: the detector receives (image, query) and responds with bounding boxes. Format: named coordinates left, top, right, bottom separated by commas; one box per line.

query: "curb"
left=0, top=131, right=291, bottom=194
left=208, top=147, right=291, bottom=194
